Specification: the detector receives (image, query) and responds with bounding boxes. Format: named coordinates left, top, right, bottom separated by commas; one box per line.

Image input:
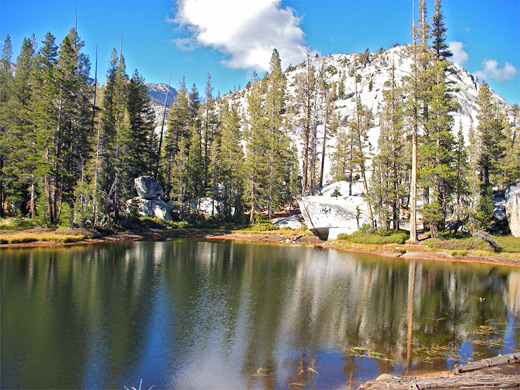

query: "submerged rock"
left=134, top=176, right=163, bottom=199
left=505, top=181, right=520, bottom=237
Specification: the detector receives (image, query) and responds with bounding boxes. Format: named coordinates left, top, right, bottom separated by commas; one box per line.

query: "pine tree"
left=431, top=0, right=452, bottom=61
left=472, top=82, right=505, bottom=228
left=498, top=108, right=520, bottom=188
left=54, top=28, right=92, bottom=219
left=264, top=48, right=289, bottom=218
left=330, top=125, right=350, bottom=183
left=403, top=0, right=432, bottom=242
left=419, top=58, right=457, bottom=237
left=0, top=35, right=14, bottom=216
left=214, top=104, right=244, bottom=220
left=1, top=36, right=36, bottom=216
left=90, top=49, right=128, bottom=223
left=32, top=32, right=59, bottom=223
left=201, top=74, right=218, bottom=192
left=163, top=78, right=191, bottom=200
left=185, top=124, right=204, bottom=201
left=295, top=49, right=318, bottom=196
left=348, top=75, right=375, bottom=228
left=244, top=74, right=269, bottom=223
left=453, top=121, right=469, bottom=219
left=124, top=69, right=157, bottom=184
left=371, top=63, right=407, bottom=231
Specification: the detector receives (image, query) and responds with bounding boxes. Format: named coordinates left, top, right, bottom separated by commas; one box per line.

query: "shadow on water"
left=1, top=240, right=519, bottom=389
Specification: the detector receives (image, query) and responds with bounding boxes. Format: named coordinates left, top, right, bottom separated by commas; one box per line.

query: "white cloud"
left=172, top=0, right=306, bottom=71
left=474, top=59, right=518, bottom=82
left=448, top=41, right=468, bottom=65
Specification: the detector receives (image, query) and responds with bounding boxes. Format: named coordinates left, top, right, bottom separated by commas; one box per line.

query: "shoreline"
left=1, top=229, right=519, bottom=268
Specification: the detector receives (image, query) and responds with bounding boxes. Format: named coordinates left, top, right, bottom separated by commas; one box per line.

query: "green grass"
left=0, top=217, right=38, bottom=230
left=339, top=229, right=410, bottom=245
left=425, top=234, right=520, bottom=253
left=0, top=232, right=87, bottom=244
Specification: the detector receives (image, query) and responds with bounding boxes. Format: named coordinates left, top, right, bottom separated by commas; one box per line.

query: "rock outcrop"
left=134, top=176, right=164, bottom=199
left=184, top=197, right=224, bottom=216
left=505, top=181, right=520, bottom=237
left=128, top=176, right=174, bottom=220
left=298, top=181, right=370, bottom=240
left=272, top=215, right=302, bottom=230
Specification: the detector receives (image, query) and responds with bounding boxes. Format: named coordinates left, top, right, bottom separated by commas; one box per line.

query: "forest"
left=0, top=0, right=519, bottom=241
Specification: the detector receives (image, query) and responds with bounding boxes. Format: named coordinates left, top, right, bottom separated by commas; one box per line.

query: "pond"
left=1, top=240, right=519, bottom=389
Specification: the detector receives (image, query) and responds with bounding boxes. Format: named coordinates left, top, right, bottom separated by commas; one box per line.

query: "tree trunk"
left=410, top=126, right=418, bottom=243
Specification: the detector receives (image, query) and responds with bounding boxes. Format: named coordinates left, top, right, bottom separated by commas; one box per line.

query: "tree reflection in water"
left=1, top=240, right=519, bottom=389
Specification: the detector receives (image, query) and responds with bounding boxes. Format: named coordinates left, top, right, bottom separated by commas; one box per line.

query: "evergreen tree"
left=431, top=0, right=452, bottom=61
left=201, top=73, right=218, bottom=192
left=244, top=75, right=269, bottom=223
left=498, top=108, right=520, bottom=187
left=472, top=82, right=505, bottom=228
left=124, top=69, right=157, bottom=185
left=91, top=49, right=128, bottom=223
left=54, top=28, right=92, bottom=218
left=348, top=77, right=375, bottom=228
left=0, top=35, right=14, bottom=216
left=371, top=63, right=407, bottom=231
left=1, top=36, right=35, bottom=216
left=295, top=49, right=318, bottom=196
left=419, top=58, right=457, bottom=237
left=330, top=125, right=350, bottom=183
left=32, top=32, right=59, bottom=223
left=214, top=104, right=244, bottom=220
left=185, top=124, right=204, bottom=201
left=264, top=48, right=290, bottom=218
left=403, top=0, right=432, bottom=242
left=453, top=121, right=469, bottom=218
left=163, top=78, right=191, bottom=200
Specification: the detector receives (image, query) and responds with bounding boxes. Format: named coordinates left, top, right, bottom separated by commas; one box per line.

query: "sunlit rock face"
left=298, top=181, right=369, bottom=240
left=129, top=176, right=174, bottom=220
left=184, top=197, right=224, bottom=216
left=134, top=176, right=164, bottom=199
left=272, top=215, right=302, bottom=230
left=505, top=181, right=520, bottom=237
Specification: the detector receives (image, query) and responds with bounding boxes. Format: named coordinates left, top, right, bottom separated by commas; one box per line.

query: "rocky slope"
left=146, top=83, right=177, bottom=133
left=146, top=45, right=514, bottom=185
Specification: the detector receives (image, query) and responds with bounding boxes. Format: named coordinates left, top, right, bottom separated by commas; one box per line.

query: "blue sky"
left=1, top=0, right=519, bottom=104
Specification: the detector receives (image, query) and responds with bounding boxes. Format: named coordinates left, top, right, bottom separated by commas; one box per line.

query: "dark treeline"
left=1, top=0, right=519, bottom=236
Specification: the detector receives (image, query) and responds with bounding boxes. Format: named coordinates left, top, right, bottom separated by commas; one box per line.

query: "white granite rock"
left=134, top=176, right=163, bottom=199
left=505, top=182, right=520, bottom=237
left=272, top=215, right=302, bottom=230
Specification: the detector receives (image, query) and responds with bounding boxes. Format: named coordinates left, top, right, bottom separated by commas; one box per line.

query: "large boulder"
left=184, top=197, right=225, bottom=216
left=493, top=196, right=507, bottom=220
left=134, top=176, right=163, bottom=199
left=505, top=182, right=520, bottom=237
left=298, top=192, right=369, bottom=240
left=127, top=198, right=174, bottom=221
left=272, top=215, right=302, bottom=230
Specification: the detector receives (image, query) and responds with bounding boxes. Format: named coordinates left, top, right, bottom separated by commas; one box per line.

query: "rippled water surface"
left=1, top=240, right=519, bottom=389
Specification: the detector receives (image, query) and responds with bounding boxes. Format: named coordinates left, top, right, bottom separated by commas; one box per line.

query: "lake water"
left=1, top=240, right=519, bottom=389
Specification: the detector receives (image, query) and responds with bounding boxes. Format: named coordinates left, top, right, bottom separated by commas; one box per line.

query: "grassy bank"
left=1, top=216, right=518, bottom=263
left=332, top=229, right=520, bottom=261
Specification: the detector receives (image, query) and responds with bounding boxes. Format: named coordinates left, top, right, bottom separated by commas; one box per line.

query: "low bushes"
left=338, top=229, right=409, bottom=244
left=425, top=234, right=520, bottom=253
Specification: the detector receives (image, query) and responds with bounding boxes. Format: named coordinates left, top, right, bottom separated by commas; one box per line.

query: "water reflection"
left=1, top=241, right=519, bottom=389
